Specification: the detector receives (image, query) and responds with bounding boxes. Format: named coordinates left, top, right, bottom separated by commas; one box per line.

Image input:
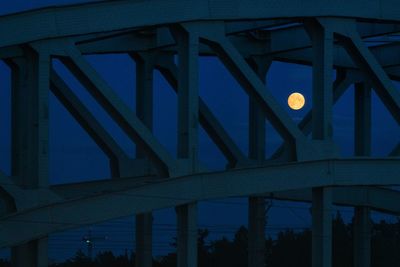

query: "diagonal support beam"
left=389, top=143, right=400, bottom=156
left=202, top=34, right=306, bottom=144
left=155, top=53, right=249, bottom=167
left=193, top=24, right=308, bottom=160
left=271, top=71, right=354, bottom=159
left=59, top=42, right=177, bottom=177
left=299, top=71, right=352, bottom=136
left=335, top=25, right=400, bottom=125
left=50, top=70, right=130, bottom=177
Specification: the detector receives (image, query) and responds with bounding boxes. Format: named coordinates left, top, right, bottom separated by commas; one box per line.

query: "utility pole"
left=82, top=230, right=107, bottom=260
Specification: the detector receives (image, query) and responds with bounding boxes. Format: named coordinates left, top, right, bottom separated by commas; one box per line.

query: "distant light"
left=288, top=92, right=305, bottom=110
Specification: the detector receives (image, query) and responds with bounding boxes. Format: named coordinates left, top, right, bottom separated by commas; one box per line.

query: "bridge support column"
left=307, top=18, right=334, bottom=267
left=176, top=203, right=198, bottom=267
left=172, top=23, right=199, bottom=267
left=353, top=82, right=371, bottom=267
left=136, top=213, right=153, bottom=267
left=354, top=82, right=371, bottom=156
left=353, top=207, right=371, bottom=267
left=134, top=52, right=155, bottom=267
left=11, top=239, right=48, bottom=267
left=172, top=25, right=200, bottom=267
left=10, top=48, right=50, bottom=267
left=248, top=197, right=266, bottom=267
left=173, top=24, right=199, bottom=171
left=247, top=56, right=270, bottom=267
left=312, top=187, right=332, bottom=267
left=306, top=19, right=334, bottom=142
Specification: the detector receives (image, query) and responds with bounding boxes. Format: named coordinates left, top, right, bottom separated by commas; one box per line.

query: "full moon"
left=288, top=92, right=305, bottom=110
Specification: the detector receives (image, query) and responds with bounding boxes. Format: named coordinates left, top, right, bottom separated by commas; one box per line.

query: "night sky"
left=0, top=0, right=399, bottom=262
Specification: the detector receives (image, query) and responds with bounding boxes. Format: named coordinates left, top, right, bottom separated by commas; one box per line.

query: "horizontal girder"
left=0, top=0, right=400, bottom=49
left=0, top=5, right=399, bottom=264
left=267, top=186, right=400, bottom=215
left=0, top=158, right=399, bottom=248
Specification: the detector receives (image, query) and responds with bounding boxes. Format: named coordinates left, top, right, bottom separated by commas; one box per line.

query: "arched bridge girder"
left=0, top=2, right=400, bottom=267
left=0, top=0, right=400, bottom=49
left=0, top=158, right=400, bottom=249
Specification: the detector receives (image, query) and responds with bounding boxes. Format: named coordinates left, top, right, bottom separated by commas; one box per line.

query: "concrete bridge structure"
left=0, top=0, right=399, bottom=266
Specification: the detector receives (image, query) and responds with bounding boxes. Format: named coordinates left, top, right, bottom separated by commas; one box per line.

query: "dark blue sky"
left=0, top=0, right=399, bottom=262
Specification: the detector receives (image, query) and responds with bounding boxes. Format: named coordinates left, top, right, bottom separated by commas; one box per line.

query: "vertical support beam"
left=270, top=71, right=353, bottom=160
left=353, top=82, right=371, bottom=267
left=307, top=20, right=334, bottom=141
left=134, top=53, right=155, bottom=267
left=354, top=82, right=371, bottom=156
left=176, top=203, right=198, bottom=267
left=248, top=197, right=266, bottom=267
left=11, top=239, right=48, bottom=267
left=312, top=187, right=332, bottom=267
left=248, top=57, right=269, bottom=267
left=248, top=57, right=270, bottom=162
left=11, top=47, right=50, bottom=267
left=203, top=34, right=305, bottom=144
left=172, top=24, right=199, bottom=267
left=174, top=26, right=199, bottom=172
left=135, top=53, right=154, bottom=157
left=155, top=54, right=248, bottom=167
left=249, top=80, right=266, bottom=162
left=11, top=52, right=50, bottom=187
left=353, top=207, right=371, bottom=267
left=336, top=29, right=400, bottom=124
left=307, top=19, right=334, bottom=267
left=10, top=59, right=27, bottom=184
left=136, top=213, right=153, bottom=267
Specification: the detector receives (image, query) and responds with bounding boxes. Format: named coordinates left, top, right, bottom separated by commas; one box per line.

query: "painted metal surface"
left=0, top=1, right=399, bottom=266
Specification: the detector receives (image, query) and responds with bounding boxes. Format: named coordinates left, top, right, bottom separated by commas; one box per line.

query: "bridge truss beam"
left=0, top=2, right=398, bottom=266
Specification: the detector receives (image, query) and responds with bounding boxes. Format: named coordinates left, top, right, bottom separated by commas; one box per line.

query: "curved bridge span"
left=0, top=0, right=399, bottom=266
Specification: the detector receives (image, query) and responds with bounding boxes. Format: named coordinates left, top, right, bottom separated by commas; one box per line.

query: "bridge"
left=0, top=0, right=400, bottom=266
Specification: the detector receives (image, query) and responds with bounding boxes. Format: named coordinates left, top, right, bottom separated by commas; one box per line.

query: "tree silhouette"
left=8, top=215, right=400, bottom=267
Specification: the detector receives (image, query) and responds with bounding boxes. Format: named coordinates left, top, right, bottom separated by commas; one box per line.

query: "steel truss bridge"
left=0, top=0, right=399, bottom=266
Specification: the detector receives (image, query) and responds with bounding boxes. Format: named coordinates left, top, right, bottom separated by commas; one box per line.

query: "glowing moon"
left=288, top=92, right=305, bottom=110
